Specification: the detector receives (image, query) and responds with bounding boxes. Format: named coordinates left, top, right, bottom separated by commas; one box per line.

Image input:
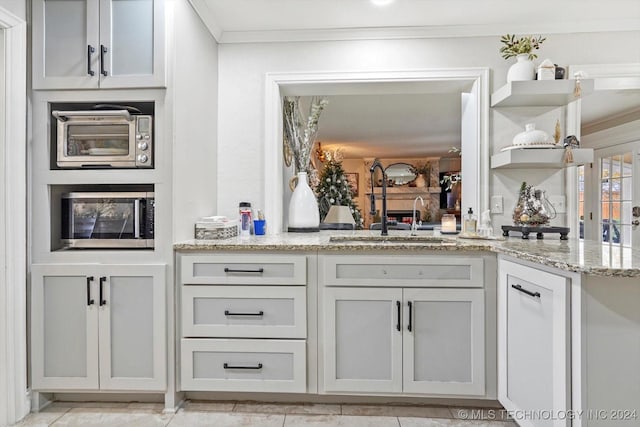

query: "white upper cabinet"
left=32, top=0, right=165, bottom=89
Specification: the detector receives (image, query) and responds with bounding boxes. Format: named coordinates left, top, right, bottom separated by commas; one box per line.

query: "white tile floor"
left=15, top=401, right=518, bottom=427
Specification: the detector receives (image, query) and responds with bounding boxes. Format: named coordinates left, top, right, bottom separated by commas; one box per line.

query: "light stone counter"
left=174, top=230, right=640, bottom=277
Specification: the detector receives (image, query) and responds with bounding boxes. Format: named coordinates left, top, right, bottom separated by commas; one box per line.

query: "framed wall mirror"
left=385, top=162, right=416, bottom=186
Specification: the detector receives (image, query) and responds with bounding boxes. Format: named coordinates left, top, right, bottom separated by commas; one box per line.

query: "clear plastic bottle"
left=464, top=207, right=477, bottom=235
left=239, top=202, right=252, bottom=237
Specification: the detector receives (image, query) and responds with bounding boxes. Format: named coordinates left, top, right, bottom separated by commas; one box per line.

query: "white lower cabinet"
left=31, top=263, right=166, bottom=391
left=323, top=286, right=485, bottom=396
left=178, top=253, right=309, bottom=393
left=181, top=339, right=306, bottom=392
left=498, top=258, right=570, bottom=427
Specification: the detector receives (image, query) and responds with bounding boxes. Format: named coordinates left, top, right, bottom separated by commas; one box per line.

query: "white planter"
left=288, top=172, right=320, bottom=232
left=507, top=54, right=535, bottom=82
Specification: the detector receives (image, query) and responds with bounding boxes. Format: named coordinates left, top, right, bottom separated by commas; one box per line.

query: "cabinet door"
left=32, top=0, right=100, bottom=89
left=498, top=259, right=570, bottom=427
left=98, top=0, right=166, bottom=88
left=403, top=288, right=485, bottom=396
left=31, top=264, right=99, bottom=390
left=322, top=287, right=402, bottom=393
left=98, top=264, right=166, bottom=390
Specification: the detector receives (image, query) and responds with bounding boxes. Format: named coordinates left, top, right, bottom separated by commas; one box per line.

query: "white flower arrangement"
left=283, top=96, right=329, bottom=173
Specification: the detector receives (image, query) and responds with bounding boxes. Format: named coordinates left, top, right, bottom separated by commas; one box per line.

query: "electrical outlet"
left=491, top=195, right=504, bottom=214
left=549, top=195, right=566, bottom=214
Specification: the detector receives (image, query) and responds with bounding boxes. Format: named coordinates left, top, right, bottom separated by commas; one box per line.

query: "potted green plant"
left=499, top=34, right=546, bottom=82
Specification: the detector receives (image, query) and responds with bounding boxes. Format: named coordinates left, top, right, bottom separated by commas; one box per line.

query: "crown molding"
left=188, top=0, right=223, bottom=42
left=206, top=20, right=640, bottom=44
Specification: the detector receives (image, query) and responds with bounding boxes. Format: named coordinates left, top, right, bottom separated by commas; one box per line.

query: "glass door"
left=595, top=142, right=640, bottom=248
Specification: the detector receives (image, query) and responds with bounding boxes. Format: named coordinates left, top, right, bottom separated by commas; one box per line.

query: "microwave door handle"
left=51, top=110, right=132, bottom=121
left=134, top=199, right=141, bottom=239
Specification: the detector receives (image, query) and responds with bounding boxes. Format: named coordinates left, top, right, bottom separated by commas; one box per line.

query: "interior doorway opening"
left=264, top=69, right=490, bottom=233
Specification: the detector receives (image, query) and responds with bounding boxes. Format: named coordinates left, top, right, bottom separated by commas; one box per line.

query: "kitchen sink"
left=329, top=235, right=451, bottom=244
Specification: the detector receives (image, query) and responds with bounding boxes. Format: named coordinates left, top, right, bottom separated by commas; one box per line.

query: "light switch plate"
left=549, top=195, right=566, bottom=214
left=491, top=195, right=503, bottom=214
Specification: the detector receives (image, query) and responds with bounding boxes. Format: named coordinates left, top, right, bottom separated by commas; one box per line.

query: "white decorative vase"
left=288, top=172, right=320, bottom=232
left=507, top=54, right=535, bottom=82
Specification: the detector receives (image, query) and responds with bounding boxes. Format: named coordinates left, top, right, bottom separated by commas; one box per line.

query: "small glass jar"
left=441, top=214, right=457, bottom=233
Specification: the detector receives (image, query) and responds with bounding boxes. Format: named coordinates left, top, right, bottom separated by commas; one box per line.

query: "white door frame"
left=566, top=63, right=640, bottom=238
left=264, top=69, right=490, bottom=233
left=0, top=6, right=28, bottom=427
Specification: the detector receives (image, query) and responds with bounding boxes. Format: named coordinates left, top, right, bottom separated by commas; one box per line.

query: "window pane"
left=622, top=201, right=632, bottom=224
left=611, top=202, right=622, bottom=222
left=602, top=201, right=611, bottom=220
left=610, top=178, right=621, bottom=200
left=622, top=152, right=633, bottom=177
left=601, top=158, right=611, bottom=179
left=622, top=177, right=633, bottom=201
left=612, top=155, right=623, bottom=178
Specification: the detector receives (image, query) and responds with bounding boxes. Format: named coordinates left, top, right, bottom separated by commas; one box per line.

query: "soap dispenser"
left=464, top=207, right=477, bottom=235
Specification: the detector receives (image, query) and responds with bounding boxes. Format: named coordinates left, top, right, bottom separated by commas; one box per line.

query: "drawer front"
left=182, top=286, right=307, bottom=338
left=180, top=339, right=306, bottom=392
left=181, top=254, right=307, bottom=285
left=320, top=255, right=484, bottom=287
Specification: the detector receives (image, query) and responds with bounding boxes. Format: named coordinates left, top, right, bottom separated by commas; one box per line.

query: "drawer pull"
left=86, top=276, right=95, bottom=306
left=99, top=276, right=107, bottom=306
left=224, top=310, right=264, bottom=317
left=223, top=362, right=263, bottom=370
left=224, top=267, right=265, bottom=274
left=512, top=284, right=541, bottom=298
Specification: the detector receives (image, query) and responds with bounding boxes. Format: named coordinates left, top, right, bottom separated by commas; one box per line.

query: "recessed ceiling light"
left=370, top=0, right=394, bottom=6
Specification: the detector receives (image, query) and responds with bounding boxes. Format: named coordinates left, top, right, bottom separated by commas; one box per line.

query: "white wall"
left=171, top=0, right=218, bottom=241
left=216, top=31, right=639, bottom=230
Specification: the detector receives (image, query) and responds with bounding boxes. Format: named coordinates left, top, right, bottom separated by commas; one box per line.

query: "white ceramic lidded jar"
left=513, top=123, right=550, bottom=147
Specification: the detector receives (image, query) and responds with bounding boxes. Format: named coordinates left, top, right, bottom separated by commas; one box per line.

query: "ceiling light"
left=370, top=0, right=394, bottom=6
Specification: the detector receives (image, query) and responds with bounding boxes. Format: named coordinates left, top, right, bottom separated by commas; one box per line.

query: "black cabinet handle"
left=87, top=45, right=95, bottom=76
left=99, top=276, right=107, bottom=306
left=396, top=300, right=401, bottom=331
left=100, top=45, right=108, bottom=76
left=512, top=284, right=541, bottom=298
left=224, top=310, right=264, bottom=317
left=223, top=363, right=263, bottom=370
left=86, top=276, right=95, bottom=306
left=408, top=301, right=413, bottom=332
left=224, top=267, right=264, bottom=274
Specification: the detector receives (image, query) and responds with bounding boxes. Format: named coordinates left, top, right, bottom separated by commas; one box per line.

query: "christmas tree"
left=316, top=159, right=364, bottom=229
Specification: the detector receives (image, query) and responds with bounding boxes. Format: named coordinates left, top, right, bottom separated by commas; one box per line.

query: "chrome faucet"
left=411, top=196, right=425, bottom=235
left=369, top=159, right=388, bottom=236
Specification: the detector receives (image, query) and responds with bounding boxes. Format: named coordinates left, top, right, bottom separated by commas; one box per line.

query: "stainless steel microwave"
left=61, top=192, right=154, bottom=249
left=52, top=109, right=152, bottom=168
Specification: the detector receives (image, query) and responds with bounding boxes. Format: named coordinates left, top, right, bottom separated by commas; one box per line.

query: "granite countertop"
left=174, top=230, right=640, bottom=277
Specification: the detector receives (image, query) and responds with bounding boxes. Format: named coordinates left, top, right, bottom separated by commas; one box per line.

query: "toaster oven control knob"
left=138, top=141, right=149, bottom=151
left=136, top=134, right=143, bottom=140
left=137, top=154, right=149, bottom=163
left=144, top=135, right=150, bottom=140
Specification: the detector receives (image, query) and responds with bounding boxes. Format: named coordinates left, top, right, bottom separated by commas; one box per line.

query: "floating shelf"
left=491, top=148, right=594, bottom=169
left=491, top=79, right=594, bottom=107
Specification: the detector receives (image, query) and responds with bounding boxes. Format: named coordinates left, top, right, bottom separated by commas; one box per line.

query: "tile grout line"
left=47, top=406, right=72, bottom=427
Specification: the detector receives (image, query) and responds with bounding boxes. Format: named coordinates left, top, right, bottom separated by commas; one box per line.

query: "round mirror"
left=385, top=162, right=416, bottom=186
